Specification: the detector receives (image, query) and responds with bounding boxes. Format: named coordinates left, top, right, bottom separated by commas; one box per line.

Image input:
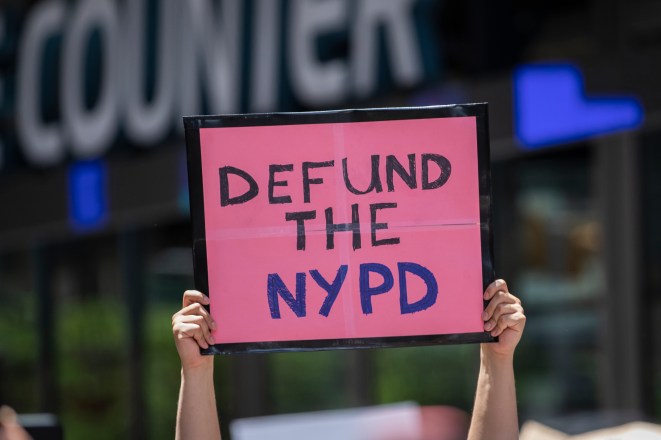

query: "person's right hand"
left=172, top=290, right=216, bottom=371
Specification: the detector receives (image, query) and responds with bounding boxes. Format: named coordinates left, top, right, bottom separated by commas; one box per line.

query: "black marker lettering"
left=342, top=155, right=383, bottom=195
left=268, top=164, right=293, bottom=204
left=386, top=154, right=417, bottom=192
left=370, top=203, right=400, bottom=247
left=422, top=154, right=451, bottom=190
left=302, top=161, right=334, bottom=203
left=219, top=166, right=259, bottom=206
left=285, top=210, right=317, bottom=250
left=325, top=204, right=361, bottom=250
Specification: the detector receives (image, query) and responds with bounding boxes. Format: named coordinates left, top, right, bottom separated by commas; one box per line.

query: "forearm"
left=176, top=363, right=221, bottom=440
left=467, top=346, right=519, bottom=440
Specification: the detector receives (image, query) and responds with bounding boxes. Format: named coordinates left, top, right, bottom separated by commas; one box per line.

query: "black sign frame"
left=184, top=103, right=496, bottom=355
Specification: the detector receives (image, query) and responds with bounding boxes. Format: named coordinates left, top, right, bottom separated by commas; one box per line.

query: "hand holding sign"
left=172, top=290, right=216, bottom=371
left=481, top=279, right=526, bottom=358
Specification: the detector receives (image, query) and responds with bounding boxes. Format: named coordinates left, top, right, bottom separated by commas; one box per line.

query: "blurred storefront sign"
left=514, top=63, right=644, bottom=149
left=7, top=0, right=436, bottom=168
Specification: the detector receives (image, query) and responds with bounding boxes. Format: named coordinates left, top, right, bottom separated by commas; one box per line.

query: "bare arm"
left=468, top=280, right=526, bottom=440
left=173, top=291, right=221, bottom=440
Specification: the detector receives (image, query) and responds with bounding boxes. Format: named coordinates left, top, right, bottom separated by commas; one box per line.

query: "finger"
left=191, top=328, right=209, bottom=349
left=482, top=290, right=518, bottom=321
left=175, top=322, right=210, bottom=349
left=484, top=279, right=508, bottom=300
left=183, top=290, right=210, bottom=308
left=484, top=303, right=520, bottom=332
left=175, top=315, right=215, bottom=346
left=172, top=302, right=216, bottom=330
left=172, top=306, right=216, bottom=348
left=491, top=311, right=526, bottom=337
left=175, top=302, right=216, bottom=330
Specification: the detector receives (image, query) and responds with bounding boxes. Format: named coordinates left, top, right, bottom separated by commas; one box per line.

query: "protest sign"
left=184, top=104, right=495, bottom=354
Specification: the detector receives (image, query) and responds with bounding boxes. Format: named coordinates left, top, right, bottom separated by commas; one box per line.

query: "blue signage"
left=514, top=63, right=644, bottom=149
left=68, top=160, right=108, bottom=231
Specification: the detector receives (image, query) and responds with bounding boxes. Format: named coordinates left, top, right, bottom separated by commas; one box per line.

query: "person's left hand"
left=481, top=279, right=526, bottom=358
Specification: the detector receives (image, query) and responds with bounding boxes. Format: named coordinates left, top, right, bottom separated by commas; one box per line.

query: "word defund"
left=219, top=153, right=451, bottom=206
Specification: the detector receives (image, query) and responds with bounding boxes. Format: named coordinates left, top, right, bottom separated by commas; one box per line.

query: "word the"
left=286, top=202, right=399, bottom=251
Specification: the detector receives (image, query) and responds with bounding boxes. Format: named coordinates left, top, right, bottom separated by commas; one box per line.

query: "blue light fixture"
left=68, top=159, right=108, bottom=231
left=514, top=63, right=644, bottom=149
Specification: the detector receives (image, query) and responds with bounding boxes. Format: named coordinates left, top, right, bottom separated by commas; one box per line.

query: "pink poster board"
left=184, top=105, right=494, bottom=354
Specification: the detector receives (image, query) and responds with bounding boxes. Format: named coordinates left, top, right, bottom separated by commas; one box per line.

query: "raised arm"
left=172, top=290, right=221, bottom=440
left=468, top=279, right=526, bottom=440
